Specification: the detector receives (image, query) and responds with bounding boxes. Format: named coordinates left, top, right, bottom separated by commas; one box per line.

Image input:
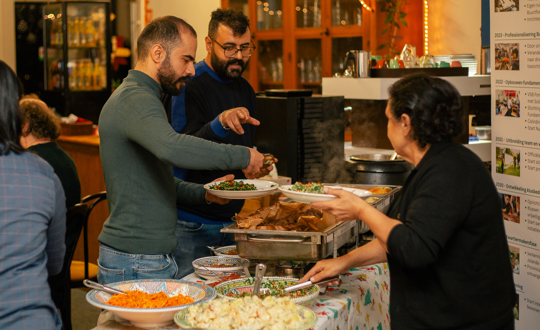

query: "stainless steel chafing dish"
left=221, top=184, right=401, bottom=262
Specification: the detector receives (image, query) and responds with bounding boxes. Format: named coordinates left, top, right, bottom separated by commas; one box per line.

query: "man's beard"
left=157, top=58, right=191, bottom=96
left=211, top=49, right=248, bottom=79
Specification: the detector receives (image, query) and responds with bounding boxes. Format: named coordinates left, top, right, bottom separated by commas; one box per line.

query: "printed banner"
left=492, top=1, right=540, bottom=327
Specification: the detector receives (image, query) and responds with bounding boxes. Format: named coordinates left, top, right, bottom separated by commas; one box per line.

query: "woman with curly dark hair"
left=302, top=74, right=516, bottom=329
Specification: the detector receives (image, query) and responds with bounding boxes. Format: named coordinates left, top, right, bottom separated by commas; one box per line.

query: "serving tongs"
left=252, top=263, right=267, bottom=297
left=83, top=279, right=124, bottom=295
left=206, top=246, right=220, bottom=255
left=241, top=258, right=251, bottom=277
left=285, top=275, right=342, bottom=294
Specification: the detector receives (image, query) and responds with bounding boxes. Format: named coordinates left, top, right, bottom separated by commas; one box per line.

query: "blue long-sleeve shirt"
left=0, top=151, right=66, bottom=330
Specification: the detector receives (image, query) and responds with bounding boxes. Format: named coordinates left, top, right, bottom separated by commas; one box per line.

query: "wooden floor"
left=71, top=288, right=102, bottom=330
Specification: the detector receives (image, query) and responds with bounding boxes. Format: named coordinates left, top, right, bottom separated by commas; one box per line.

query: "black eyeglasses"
left=210, top=37, right=256, bottom=58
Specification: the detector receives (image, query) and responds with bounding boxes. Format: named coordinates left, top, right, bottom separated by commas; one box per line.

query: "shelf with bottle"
left=49, top=15, right=104, bottom=49
left=67, top=58, right=106, bottom=91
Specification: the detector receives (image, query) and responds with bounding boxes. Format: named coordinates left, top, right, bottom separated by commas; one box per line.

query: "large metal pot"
left=347, top=153, right=414, bottom=186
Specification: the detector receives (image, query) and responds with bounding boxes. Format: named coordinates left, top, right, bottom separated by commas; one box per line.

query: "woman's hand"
left=311, top=187, right=368, bottom=221
left=300, top=255, right=351, bottom=284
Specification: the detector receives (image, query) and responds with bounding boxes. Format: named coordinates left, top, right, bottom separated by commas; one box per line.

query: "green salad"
left=209, top=180, right=256, bottom=191
left=222, top=278, right=314, bottom=299
left=289, top=182, right=325, bottom=194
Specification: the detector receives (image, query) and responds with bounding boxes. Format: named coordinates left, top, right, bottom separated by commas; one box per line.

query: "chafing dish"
left=221, top=184, right=401, bottom=262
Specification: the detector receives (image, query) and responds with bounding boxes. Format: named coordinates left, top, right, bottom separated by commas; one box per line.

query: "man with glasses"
left=170, top=8, right=264, bottom=278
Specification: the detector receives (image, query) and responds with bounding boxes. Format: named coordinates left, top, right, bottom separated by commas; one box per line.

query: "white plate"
left=204, top=179, right=278, bottom=199
left=278, top=185, right=371, bottom=204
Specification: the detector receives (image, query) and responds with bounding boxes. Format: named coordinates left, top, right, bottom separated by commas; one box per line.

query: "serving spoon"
left=83, top=279, right=125, bottom=295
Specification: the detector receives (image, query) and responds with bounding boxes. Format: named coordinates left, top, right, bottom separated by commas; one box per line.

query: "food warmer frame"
left=221, top=184, right=401, bottom=262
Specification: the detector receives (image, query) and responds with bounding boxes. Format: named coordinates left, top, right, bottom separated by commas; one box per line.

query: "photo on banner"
left=495, top=89, right=520, bottom=117
left=494, top=43, right=520, bottom=71
left=495, top=147, right=521, bottom=176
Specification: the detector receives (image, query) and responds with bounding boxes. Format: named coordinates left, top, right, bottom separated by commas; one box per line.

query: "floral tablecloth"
left=92, top=263, right=390, bottom=330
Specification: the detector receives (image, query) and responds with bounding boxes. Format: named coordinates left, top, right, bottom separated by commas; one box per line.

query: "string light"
left=359, top=1, right=372, bottom=12
left=424, top=0, right=429, bottom=55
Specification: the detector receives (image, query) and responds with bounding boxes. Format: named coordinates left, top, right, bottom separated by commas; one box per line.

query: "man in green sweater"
left=97, top=16, right=268, bottom=284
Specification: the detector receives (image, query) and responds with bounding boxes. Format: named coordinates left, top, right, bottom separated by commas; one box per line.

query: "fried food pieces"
left=236, top=202, right=334, bottom=232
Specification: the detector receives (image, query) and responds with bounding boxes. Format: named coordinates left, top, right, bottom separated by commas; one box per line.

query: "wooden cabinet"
left=222, top=0, right=423, bottom=94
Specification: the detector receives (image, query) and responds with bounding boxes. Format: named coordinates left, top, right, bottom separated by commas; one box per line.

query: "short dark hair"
left=137, top=16, right=197, bottom=59
left=208, top=8, right=250, bottom=38
left=0, top=60, right=24, bottom=155
left=388, top=73, right=463, bottom=148
left=20, top=97, right=61, bottom=141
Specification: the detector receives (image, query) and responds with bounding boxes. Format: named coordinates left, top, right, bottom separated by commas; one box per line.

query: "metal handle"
left=252, top=263, right=267, bottom=297
left=83, top=279, right=124, bottom=295
left=241, top=258, right=251, bottom=277
left=285, top=276, right=341, bottom=293
left=247, top=235, right=308, bottom=243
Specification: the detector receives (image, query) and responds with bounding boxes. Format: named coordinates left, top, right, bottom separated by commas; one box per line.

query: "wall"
left=144, top=0, right=221, bottom=62
left=428, top=0, right=482, bottom=71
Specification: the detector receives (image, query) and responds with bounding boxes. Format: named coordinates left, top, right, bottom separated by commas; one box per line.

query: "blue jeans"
left=173, top=220, right=235, bottom=279
left=97, top=244, right=178, bottom=285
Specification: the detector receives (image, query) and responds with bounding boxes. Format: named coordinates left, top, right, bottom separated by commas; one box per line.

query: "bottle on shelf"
left=69, top=18, right=80, bottom=46
left=68, top=61, right=76, bottom=90
left=82, top=60, right=92, bottom=90
left=49, top=59, right=58, bottom=90
left=75, top=61, right=84, bottom=90
left=55, top=59, right=64, bottom=89
left=50, top=19, right=57, bottom=46
left=86, top=19, right=96, bottom=47
left=79, top=17, right=87, bottom=47
left=93, top=59, right=104, bottom=90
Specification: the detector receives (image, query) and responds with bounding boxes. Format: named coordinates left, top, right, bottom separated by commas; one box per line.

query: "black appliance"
left=255, top=94, right=345, bottom=183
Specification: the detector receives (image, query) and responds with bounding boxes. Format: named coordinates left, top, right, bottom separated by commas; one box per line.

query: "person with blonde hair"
left=19, top=96, right=81, bottom=208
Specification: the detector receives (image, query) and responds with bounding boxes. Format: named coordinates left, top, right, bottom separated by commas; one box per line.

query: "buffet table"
left=92, top=263, right=391, bottom=330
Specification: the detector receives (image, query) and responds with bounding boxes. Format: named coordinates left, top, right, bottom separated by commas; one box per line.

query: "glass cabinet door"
left=43, top=3, right=63, bottom=91
left=295, top=0, right=321, bottom=28
left=44, top=2, right=108, bottom=92
left=229, top=0, right=250, bottom=17
left=65, top=2, right=108, bottom=91
left=297, top=39, right=321, bottom=93
left=256, top=0, right=283, bottom=30
left=257, top=40, right=283, bottom=91
left=331, top=0, right=363, bottom=26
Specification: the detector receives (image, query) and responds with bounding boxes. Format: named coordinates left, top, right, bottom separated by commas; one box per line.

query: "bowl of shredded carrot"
left=86, top=279, right=215, bottom=328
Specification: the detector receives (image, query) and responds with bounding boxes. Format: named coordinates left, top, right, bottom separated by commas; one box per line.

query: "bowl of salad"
left=213, top=276, right=319, bottom=307
left=279, top=182, right=371, bottom=204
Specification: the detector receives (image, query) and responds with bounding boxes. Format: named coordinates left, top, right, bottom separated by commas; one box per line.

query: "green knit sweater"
left=98, top=70, right=250, bottom=254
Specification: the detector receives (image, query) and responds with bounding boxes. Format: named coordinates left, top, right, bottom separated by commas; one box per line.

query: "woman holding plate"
left=301, top=74, right=516, bottom=330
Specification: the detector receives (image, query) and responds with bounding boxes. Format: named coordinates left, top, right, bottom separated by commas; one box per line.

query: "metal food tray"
left=221, top=184, right=401, bottom=261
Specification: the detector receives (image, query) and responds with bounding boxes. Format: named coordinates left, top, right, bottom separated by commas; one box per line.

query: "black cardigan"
left=386, top=142, right=516, bottom=329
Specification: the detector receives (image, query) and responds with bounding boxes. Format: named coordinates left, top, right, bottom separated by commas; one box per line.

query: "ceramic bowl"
left=214, top=276, right=319, bottom=307
left=174, top=299, right=318, bottom=329
left=212, top=245, right=237, bottom=256
left=86, top=279, right=215, bottom=328
left=192, top=256, right=243, bottom=280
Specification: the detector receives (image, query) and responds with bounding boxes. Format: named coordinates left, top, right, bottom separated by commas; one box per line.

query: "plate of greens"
left=278, top=182, right=371, bottom=204
left=204, top=179, right=278, bottom=199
